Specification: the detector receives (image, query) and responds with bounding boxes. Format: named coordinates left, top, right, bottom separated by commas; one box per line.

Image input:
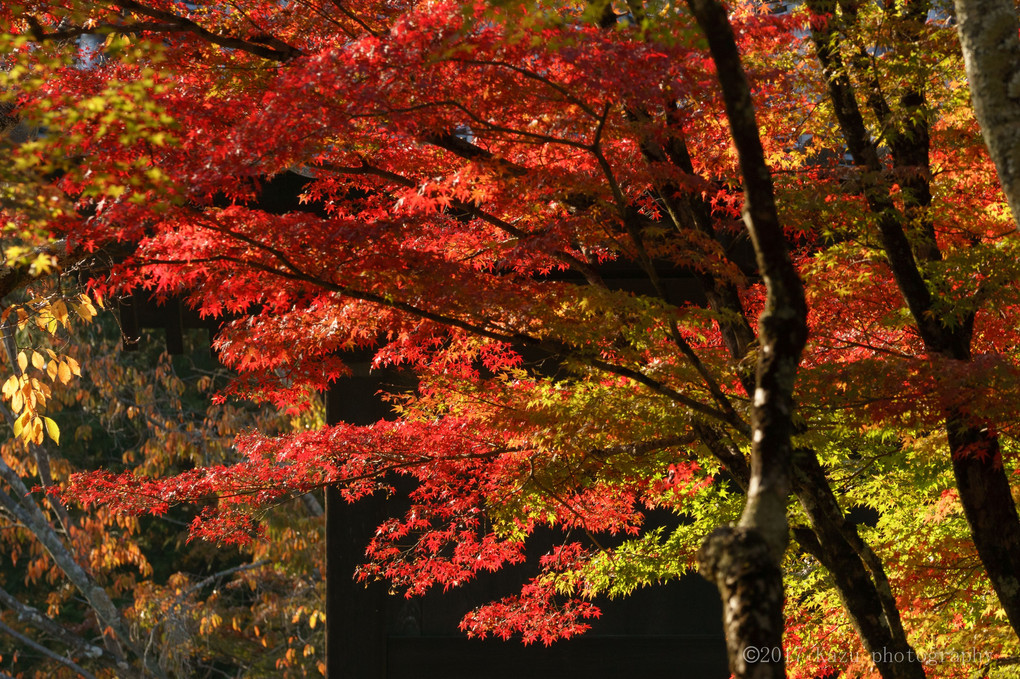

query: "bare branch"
left=0, top=585, right=126, bottom=674
left=0, top=618, right=100, bottom=679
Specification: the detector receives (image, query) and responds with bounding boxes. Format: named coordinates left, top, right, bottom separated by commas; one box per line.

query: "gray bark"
left=954, top=0, right=1020, bottom=226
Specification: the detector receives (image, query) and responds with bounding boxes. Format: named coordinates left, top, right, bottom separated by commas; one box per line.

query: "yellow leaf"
left=31, top=351, right=44, bottom=370
left=66, top=356, right=81, bottom=376
left=75, top=302, right=95, bottom=322
left=46, top=360, right=57, bottom=381
left=80, top=294, right=98, bottom=317
left=43, top=417, right=59, bottom=444
left=11, top=389, right=23, bottom=414
left=12, top=412, right=28, bottom=437
left=17, top=351, right=27, bottom=373
left=2, top=375, right=17, bottom=398
left=3, top=245, right=29, bottom=266
left=50, top=300, right=68, bottom=327
left=57, top=362, right=71, bottom=385
left=31, top=417, right=43, bottom=444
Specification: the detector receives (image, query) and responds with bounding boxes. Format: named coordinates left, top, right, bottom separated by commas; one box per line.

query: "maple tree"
left=3, top=0, right=1020, bottom=677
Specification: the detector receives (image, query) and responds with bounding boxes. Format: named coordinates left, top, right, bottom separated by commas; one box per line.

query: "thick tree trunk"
left=685, top=0, right=808, bottom=676
left=618, top=2, right=923, bottom=674
left=701, top=424, right=926, bottom=678
left=669, top=134, right=927, bottom=677
left=954, top=0, right=1020, bottom=226
left=698, top=527, right=786, bottom=678
left=952, top=0, right=1020, bottom=632
left=809, top=0, right=1020, bottom=650
left=947, top=419, right=1020, bottom=632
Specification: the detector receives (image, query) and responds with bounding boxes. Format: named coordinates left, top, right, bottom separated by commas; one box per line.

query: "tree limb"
left=106, top=0, right=300, bottom=61
left=0, top=457, right=161, bottom=678
left=0, top=585, right=127, bottom=674
left=0, top=617, right=100, bottom=679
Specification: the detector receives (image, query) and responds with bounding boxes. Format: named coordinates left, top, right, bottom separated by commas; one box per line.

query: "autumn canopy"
left=2, top=0, right=1020, bottom=677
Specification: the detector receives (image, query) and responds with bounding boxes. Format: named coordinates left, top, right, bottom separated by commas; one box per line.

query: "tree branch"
left=0, top=585, right=127, bottom=675
left=0, top=457, right=160, bottom=678
left=0, top=617, right=100, bottom=679
left=102, top=0, right=301, bottom=61
left=806, top=0, right=952, bottom=352
left=141, top=250, right=747, bottom=433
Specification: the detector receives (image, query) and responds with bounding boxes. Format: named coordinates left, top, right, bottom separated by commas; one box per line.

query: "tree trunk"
left=952, top=0, right=1020, bottom=632
left=954, top=0, right=1020, bottom=226
left=685, top=0, right=809, bottom=676
left=698, top=527, right=786, bottom=678
left=792, top=454, right=926, bottom=679
left=947, top=418, right=1020, bottom=632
